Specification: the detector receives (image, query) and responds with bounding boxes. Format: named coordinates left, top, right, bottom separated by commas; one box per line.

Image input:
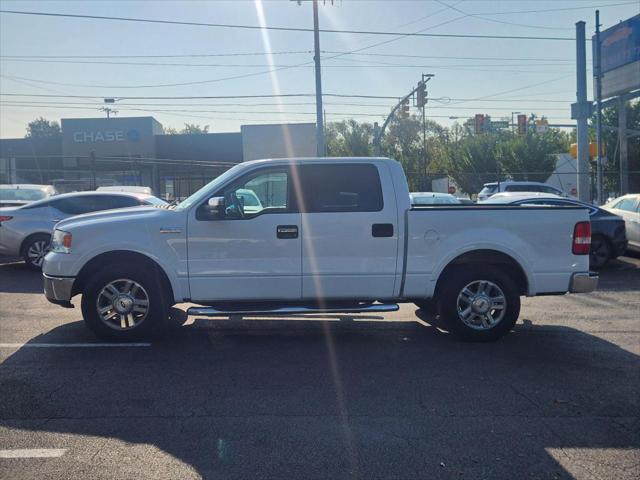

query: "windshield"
left=0, top=188, right=47, bottom=201
left=174, top=164, right=245, bottom=211
left=479, top=184, right=498, bottom=196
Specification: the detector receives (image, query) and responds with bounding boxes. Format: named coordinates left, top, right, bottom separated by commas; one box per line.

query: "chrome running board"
left=187, top=303, right=399, bottom=317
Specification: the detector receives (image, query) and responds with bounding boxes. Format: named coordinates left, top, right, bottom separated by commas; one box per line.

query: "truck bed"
left=402, top=204, right=591, bottom=298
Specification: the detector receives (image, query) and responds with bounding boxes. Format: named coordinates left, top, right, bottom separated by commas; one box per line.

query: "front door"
left=187, top=167, right=301, bottom=302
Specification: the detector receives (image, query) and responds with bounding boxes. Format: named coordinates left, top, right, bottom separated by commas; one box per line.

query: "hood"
left=55, top=206, right=172, bottom=230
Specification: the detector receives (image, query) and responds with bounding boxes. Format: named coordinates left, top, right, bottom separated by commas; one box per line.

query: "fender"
left=429, top=241, right=535, bottom=297
left=71, top=243, right=186, bottom=303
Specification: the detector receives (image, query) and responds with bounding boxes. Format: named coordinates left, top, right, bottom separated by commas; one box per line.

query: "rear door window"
left=614, top=198, right=639, bottom=212
left=506, top=184, right=542, bottom=192
left=299, top=164, right=383, bottom=213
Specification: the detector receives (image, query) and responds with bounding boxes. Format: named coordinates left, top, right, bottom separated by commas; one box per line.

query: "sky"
left=0, top=0, right=638, bottom=138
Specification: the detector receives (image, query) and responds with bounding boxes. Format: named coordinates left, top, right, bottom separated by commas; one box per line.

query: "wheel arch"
left=72, top=250, right=175, bottom=303
left=434, top=249, right=530, bottom=298
left=19, top=231, right=52, bottom=257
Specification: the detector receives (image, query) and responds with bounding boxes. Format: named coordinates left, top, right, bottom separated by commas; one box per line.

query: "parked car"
left=482, top=192, right=628, bottom=268
left=42, top=157, right=596, bottom=342
left=235, top=188, right=264, bottom=214
left=410, top=192, right=461, bottom=205
left=602, top=194, right=640, bottom=252
left=0, top=191, right=167, bottom=269
left=97, top=185, right=153, bottom=195
left=0, top=184, right=57, bottom=208
left=477, top=181, right=566, bottom=202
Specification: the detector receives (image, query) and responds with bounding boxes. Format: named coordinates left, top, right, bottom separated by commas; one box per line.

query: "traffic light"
left=474, top=114, right=485, bottom=134
left=416, top=81, right=427, bottom=108
left=399, top=99, right=410, bottom=118
left=517, top=114, right=527, bottom=135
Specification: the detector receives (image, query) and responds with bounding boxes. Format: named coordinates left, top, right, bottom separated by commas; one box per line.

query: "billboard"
left=593, top=14, right=640, bottom=99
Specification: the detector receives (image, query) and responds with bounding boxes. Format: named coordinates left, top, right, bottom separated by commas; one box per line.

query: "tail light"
left=572, top=221, right=591, bottom=255
left=0, top=215, right=13, bottom=224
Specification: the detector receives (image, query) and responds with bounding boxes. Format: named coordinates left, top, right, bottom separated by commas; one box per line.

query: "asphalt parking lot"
left=0, top=257, right=638, bottom=480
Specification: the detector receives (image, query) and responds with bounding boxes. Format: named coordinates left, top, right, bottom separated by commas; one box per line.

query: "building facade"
left=0, top=117, right=315, bottom=200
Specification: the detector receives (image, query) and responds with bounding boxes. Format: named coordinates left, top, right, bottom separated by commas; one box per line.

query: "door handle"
left=277, top=225, right=298, bottom=239
left=372, top=223, right=394, bottom=237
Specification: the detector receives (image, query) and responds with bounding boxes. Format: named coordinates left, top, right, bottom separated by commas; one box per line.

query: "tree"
left=180, top=123, right=210, bottom=134
left=442, top=133, right=505, bottom=195
left=598, top=100, right=640, bottom=194
left=382, top=115, right=429, bottom=191
left=498, top=130, right=569, bottom=182
left=326, top=120, right=373, bottom=157
left=164, top=124, right=210, bottom=135
left=25, top=117, right=61, bottom=138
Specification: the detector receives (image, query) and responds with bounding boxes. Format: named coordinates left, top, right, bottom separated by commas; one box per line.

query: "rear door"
left=298, top=162, right=398, bottom=300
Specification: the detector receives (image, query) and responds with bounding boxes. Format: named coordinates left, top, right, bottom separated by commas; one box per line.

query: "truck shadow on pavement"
left=0, top=317, right=638, bottom=479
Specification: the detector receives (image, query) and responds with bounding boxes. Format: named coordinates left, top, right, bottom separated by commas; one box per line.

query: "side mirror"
left=207, top=196, right=224, bottom=212
left=198, top=196, right=224, bottom=220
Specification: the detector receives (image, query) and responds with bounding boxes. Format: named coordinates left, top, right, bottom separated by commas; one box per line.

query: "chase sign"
left=61, top=117, right=162, bottom=158
left=71, top=129, right=140, bottom=143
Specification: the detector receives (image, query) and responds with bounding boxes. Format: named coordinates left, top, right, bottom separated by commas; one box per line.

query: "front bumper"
left=569, top=272, right=598, bottom=293
left=43, top=273, right=75, bottom=307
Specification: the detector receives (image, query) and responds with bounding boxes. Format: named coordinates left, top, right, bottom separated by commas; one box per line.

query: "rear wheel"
left=438, top=266, right=520, bottom=341
left=22, top=234, right=50, bottom=270
left=81, top=264, right=169, bottom=341
left=589, top=235, right=611, bottom=269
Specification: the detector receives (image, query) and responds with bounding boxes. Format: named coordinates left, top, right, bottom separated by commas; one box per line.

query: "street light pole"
left=312, top=0, right=325, bottom=156
left=595, top=10, right=604, bottom=204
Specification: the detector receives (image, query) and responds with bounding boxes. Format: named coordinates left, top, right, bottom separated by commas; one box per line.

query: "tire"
left=589, top=235, right=611, bottom=269
left=22, top=234, right=50, bottom=271
left=437, top=266, right=520, bottom=341
left=81, top=264, right=169, bottom=341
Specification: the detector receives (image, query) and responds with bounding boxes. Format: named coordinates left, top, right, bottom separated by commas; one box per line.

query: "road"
left=0, top=256, right=638, bottom=479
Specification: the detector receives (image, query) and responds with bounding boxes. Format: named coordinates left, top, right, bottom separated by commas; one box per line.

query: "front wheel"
left=438, top=266, right=520, bottom=341
left=81, top=265, right=169, bottom=341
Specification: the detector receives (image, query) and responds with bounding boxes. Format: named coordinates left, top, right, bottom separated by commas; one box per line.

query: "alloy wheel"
left=96, top=279, right=150, bottom=330
left=456, top=280, right=507, bottom=330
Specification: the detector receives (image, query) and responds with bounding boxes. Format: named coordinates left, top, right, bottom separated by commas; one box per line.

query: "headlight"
left=51, top=229, right=72, bottom=253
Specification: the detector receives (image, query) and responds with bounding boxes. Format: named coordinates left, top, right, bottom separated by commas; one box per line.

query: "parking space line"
left=0, top=343, right=151, bottom=348
left=0, top=449, right=67, bottom=458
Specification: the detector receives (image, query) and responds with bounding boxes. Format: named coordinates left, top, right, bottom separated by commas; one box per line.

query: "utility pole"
left=572, top=20, right=591, bottom=203
left=312, top=0, right=325, bottom=156
left=595, top=10, right=604, bottom=204
left=101, top=98, right=117, bottom=119
left=618, top=97, right=628, bottom=195
left=511, top=111, right=520, bottom=135
left=99, top=106, right=117, bottom=119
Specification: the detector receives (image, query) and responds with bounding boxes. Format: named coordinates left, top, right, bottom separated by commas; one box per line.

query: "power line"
left=0, top=58, right=576, bottom=68
left=0, top=92, right=575, bottom=102
left=434, top=0, right=572, bottom=31
left=0, top=9, right=577, bottom=41
left=0, top=103, right=575, bottom=122
left=0, top=51, right=579, bottom=62
left=471, top=1, right=637, bottom=16
left=0, top=101, right=572, bottom=113
left=0, top=51, right=313, bottom=59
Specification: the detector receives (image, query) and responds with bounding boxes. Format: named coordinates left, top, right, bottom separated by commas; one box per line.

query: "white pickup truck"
left=42, top=157, right=597, bottom=341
